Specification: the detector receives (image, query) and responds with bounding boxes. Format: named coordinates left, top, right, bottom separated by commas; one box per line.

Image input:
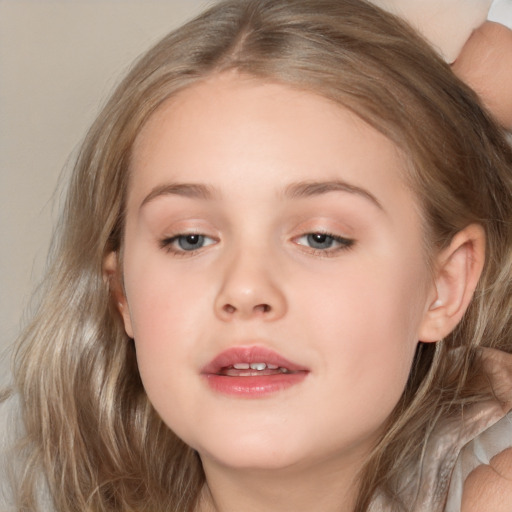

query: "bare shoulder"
left=461, top=447, right=512, bottom=512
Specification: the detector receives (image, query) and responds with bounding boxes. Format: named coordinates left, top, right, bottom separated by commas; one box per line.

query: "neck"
left=197, top=452, right=364, bottom=512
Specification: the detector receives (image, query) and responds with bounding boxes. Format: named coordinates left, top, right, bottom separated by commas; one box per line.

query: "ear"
left=103, top=251, right=134, bottom=338
left=419, top=224, right=485, bottom=342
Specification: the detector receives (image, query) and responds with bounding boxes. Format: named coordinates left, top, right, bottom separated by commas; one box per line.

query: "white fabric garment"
left=489, top=0, right=512, bottom=29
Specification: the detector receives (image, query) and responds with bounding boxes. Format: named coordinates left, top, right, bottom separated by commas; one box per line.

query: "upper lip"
left=201, top=345, right=309, bottom=374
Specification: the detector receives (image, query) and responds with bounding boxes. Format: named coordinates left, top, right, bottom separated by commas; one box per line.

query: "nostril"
left=254, top=304, right=271, bottom=313
left=218, top=302, right=273, bottom=317
left=223, top=304, right=236, bottom=314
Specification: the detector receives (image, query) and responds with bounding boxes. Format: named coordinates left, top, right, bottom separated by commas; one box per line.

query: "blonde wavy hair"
left=7, top=0, right=512, bottom=511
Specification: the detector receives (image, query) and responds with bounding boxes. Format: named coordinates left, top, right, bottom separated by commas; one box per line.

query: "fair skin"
left=105, top=73, right=485, bottom=511
left=452, top=21, right=512, bottom=130
left=462, top=447, right=512, bottom=512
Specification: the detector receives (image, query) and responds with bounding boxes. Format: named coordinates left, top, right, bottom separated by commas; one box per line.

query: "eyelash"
left=293, top=232, right=355, bottom=257
left=159, top=233, right=217, bottom=256
left=159, top=231, right=355, bottom=257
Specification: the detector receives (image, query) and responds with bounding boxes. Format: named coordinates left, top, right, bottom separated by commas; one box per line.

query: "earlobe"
left=103, top=251, right=134, bottom=338
left=419, top=224, right=485, bottom=342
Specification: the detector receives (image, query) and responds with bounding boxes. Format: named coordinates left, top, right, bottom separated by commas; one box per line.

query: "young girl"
left=3, top=0, right=512, bottom=511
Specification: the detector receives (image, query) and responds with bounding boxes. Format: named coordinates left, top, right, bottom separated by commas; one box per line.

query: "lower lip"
left=203, top=372, right=308, bottom=397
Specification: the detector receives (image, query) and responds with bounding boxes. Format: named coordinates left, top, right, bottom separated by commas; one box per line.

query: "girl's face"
left=119, top=74, right=436, bottom=473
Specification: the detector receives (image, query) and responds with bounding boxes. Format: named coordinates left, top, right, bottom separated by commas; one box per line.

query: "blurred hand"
left=452, top=21, right=512, bottom=130
left=461, top=447, right=512, bottom=512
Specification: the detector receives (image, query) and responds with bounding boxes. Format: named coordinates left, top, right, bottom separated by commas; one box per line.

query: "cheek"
left=124, top=250, right=210, bottom=335
left=296, top=252, right=428, bottom=412
left=121, top=248, right=214, bottom=386
left=123, top=261, right=213, bottom=433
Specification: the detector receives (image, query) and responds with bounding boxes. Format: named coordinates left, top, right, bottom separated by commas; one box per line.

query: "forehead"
left=128, top=73, right=413, bottom=214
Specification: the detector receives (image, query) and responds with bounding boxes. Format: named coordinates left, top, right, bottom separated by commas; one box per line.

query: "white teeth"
left=228, top=362, right=290, bottom=374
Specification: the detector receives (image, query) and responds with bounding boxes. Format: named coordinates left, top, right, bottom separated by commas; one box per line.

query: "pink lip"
left=201, top=346, right=309, bottom=398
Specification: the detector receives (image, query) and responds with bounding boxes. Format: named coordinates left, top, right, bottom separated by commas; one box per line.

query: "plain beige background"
left=0, top=0, right=209, bottom=382
left=0, top=0, right=511, bottom=384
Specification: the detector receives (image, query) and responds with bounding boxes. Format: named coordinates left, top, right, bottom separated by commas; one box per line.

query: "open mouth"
left=202, top=346, right=308, bottom=397
left=218, top=362, right=295, bottom=377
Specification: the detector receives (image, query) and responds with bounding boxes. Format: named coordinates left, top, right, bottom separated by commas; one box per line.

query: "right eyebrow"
left=139, top=182, right=218, bottom=210
left=283, top=179, right=384, bottom=211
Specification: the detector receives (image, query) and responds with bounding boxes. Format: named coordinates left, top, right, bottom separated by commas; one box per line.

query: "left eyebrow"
left=140, top=182, right=219, bottom=210
left=283, top=180, right=383, bottom=211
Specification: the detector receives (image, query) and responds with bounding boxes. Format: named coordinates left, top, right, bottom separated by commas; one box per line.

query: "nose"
left=214, top=248, right=287, bottom=322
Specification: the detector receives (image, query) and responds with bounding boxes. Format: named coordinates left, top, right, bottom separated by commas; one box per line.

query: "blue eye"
left=177, top=234, right=206, bottom=251
left=296, top=232, right=354, bottom=252
left=306, top=233, right=335, bottom=249
left=160, top=234, right=216, bottom=253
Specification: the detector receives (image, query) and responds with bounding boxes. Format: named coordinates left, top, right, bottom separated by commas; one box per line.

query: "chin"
left=188, top=428, right=310, bottom=471
left=201, top=447, right=306, bottom=472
